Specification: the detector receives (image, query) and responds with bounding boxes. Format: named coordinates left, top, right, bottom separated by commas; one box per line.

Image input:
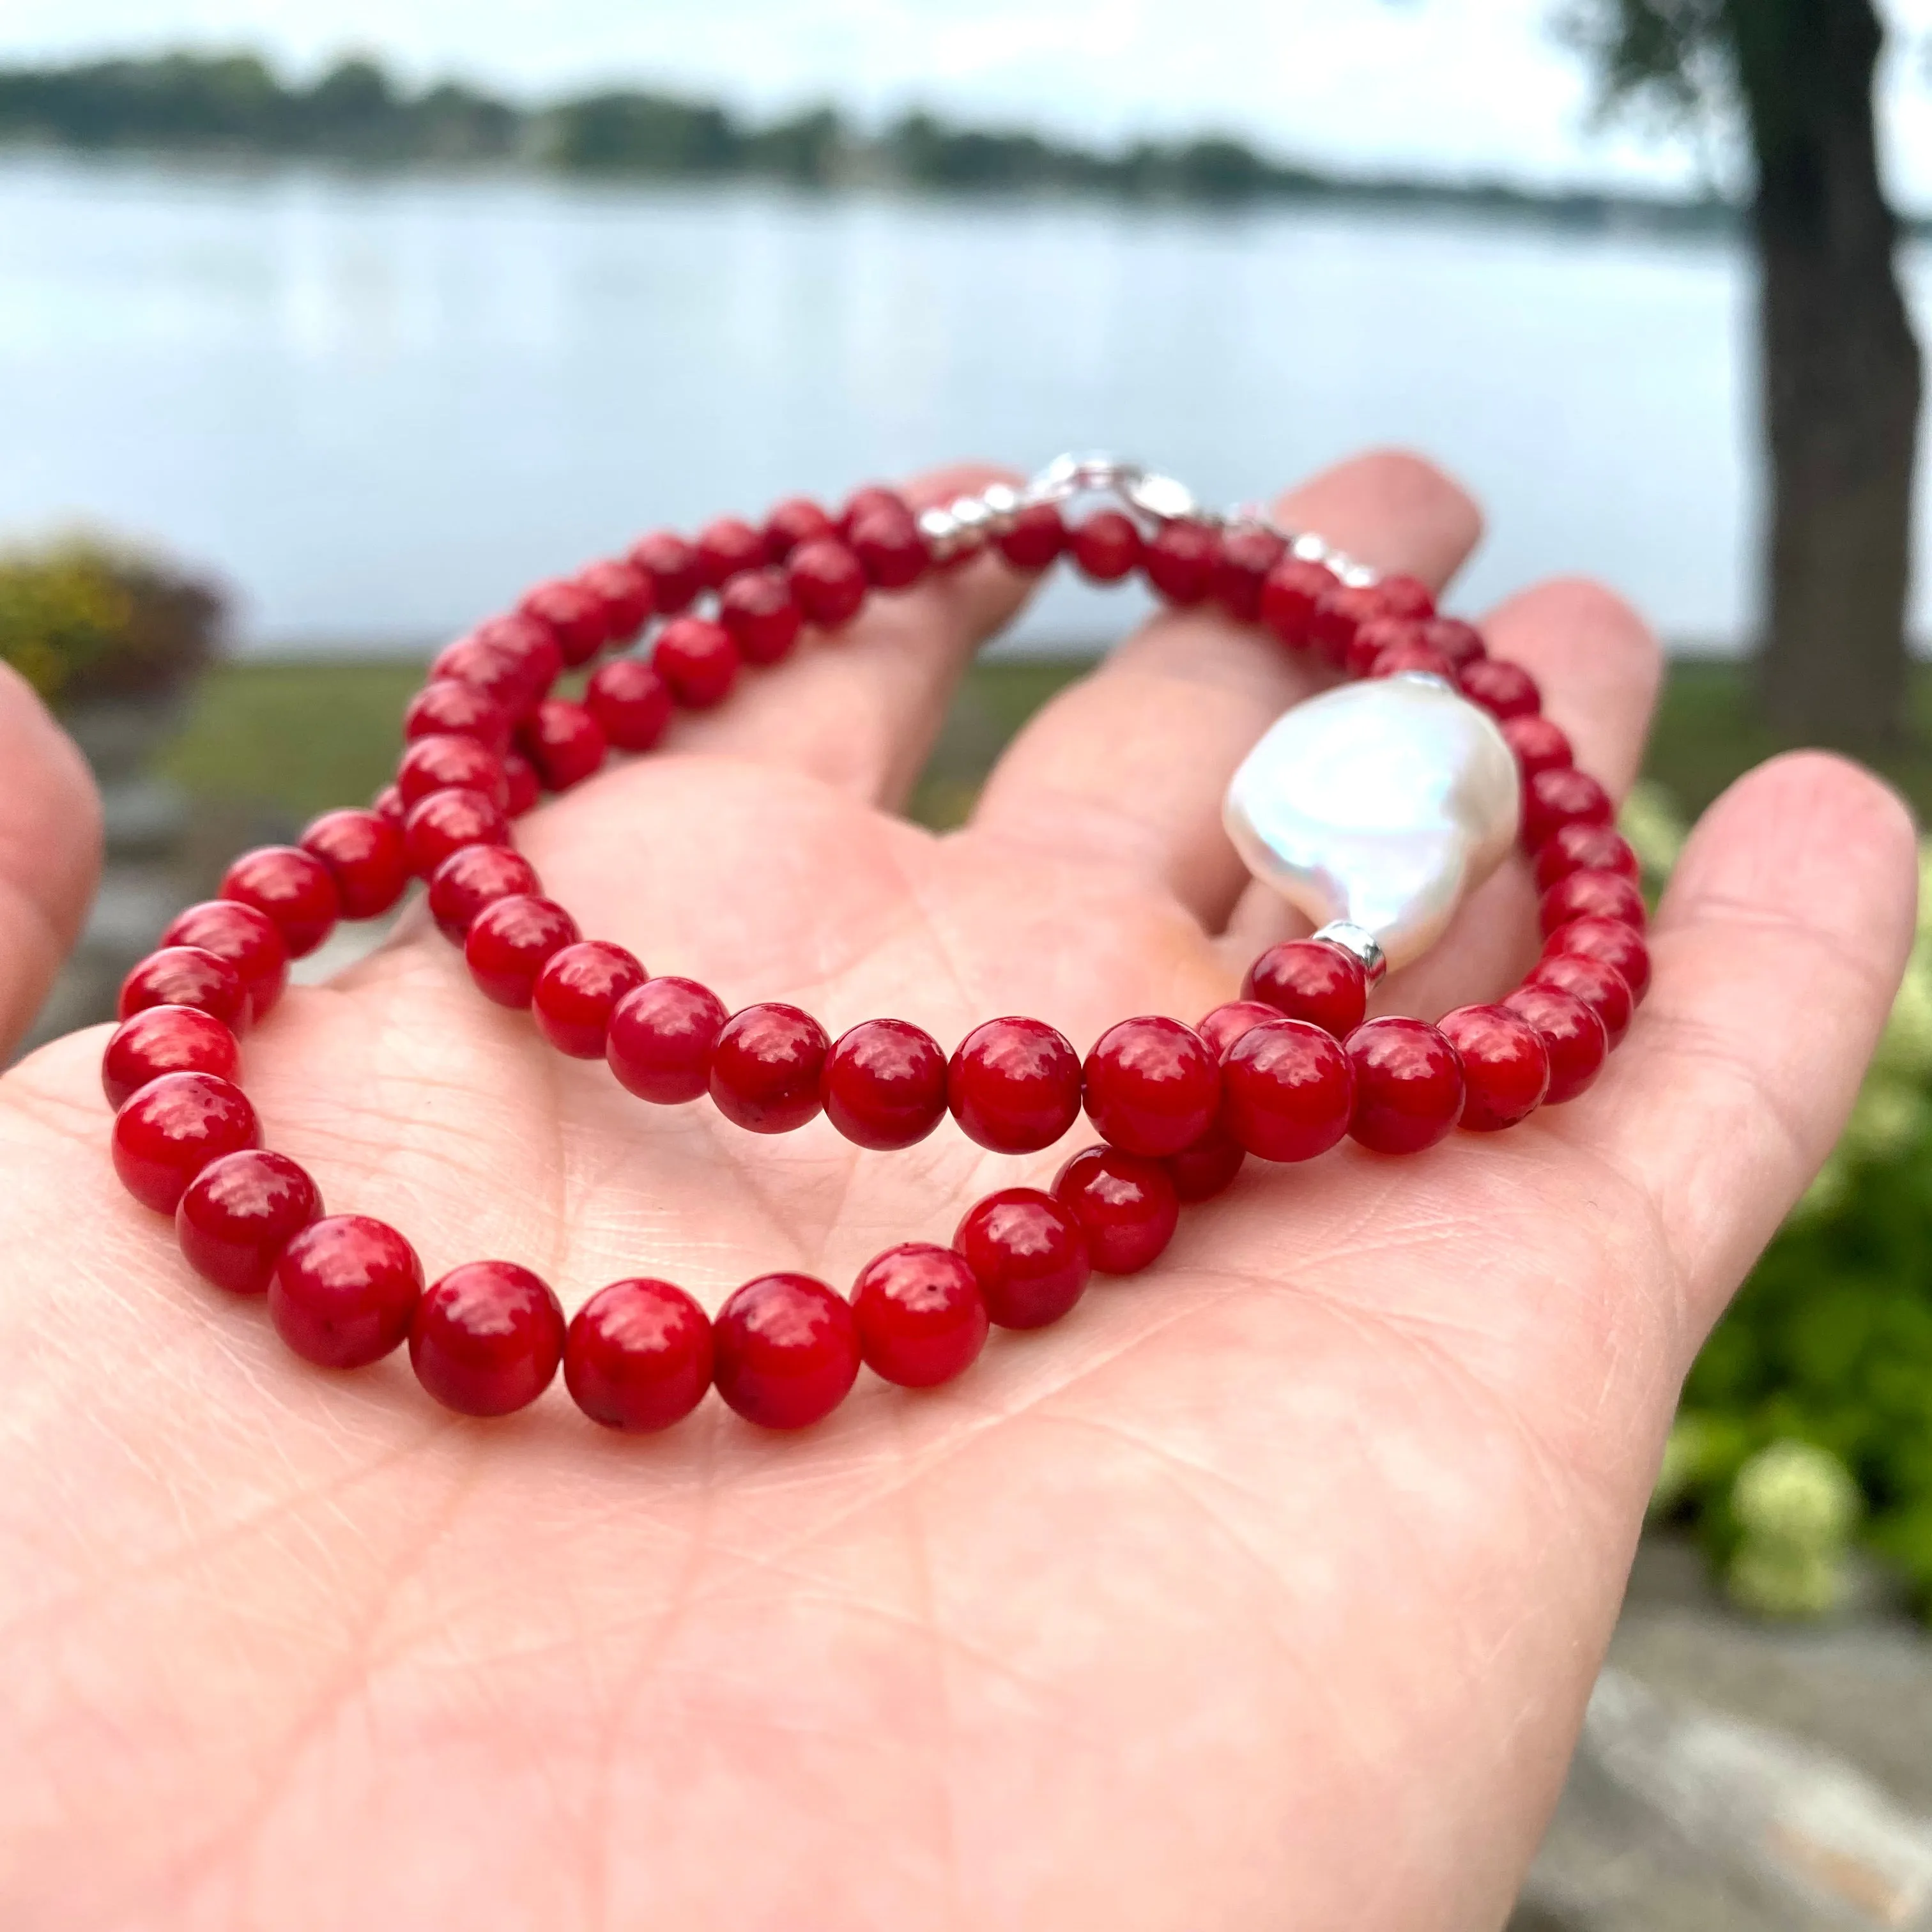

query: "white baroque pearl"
left=1222, top=673, right=1521, bottom=972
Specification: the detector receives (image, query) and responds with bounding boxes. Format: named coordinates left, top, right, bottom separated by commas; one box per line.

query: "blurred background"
left=6, top=2, right=1932, bottom=1924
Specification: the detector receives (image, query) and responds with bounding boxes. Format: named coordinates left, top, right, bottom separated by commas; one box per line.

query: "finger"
left=662, top=463, right=1042, bottom=809
left=969, top=450, right=1483, bottom=930
left=0, top=666, right=103, bottom=1058
left=1572, top=751, right=1917, bottom=1344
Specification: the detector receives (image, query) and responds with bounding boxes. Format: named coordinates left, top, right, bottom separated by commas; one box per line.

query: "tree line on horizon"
left=0, top=48, right=1731, bottom=231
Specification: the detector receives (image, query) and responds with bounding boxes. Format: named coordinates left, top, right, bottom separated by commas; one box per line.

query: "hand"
left=0, top=455, right=1913, bottom=1931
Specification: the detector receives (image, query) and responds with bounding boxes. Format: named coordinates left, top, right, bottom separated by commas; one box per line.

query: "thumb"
left=0, top=664, right=102, bottom=1061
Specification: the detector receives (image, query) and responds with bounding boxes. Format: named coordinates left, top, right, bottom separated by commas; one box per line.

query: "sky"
left=3, top=0, right=1932, bottom=201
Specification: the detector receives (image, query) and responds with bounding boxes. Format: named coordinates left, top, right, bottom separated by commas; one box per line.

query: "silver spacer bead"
left=1122, top=470, right=1201, bottom=523
left=978, top=481, right=1022, bottom=535
left=1312, top=920, right=1388, bottom=988
left=917, top=504, right=962, bottom=561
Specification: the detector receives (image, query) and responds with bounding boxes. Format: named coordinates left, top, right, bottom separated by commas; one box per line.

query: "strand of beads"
left=98, top=461, right=1649, bottom=1434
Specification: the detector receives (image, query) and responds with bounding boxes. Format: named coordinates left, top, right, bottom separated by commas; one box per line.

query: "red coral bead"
left=787, top=538, right=868, bottom=627
left=1523, top=765, right=1613, bottom=850
left=709, top=1002, right=829, bottom=1133
left=579, top=558, right=654, bottom=643
left=118, top=946, right=248, bottom=1032
left=397, top=733, right=508, bottom=811
left=404, top=678, right=511, bottom=753
left=1346, top=615, right=1423, bottom=680
left=1375, top=574, right=1436, bottom=620
left=565, top=1278, right=714, bottom=1431
left=1221, top=1018, right=1354, bottom=1162
left=696, top=515, right=766, bottom=590
left=426, top=844, right=539, bottom=943
left=1502, top=983, right=1609, bottom=1104
left=1528, top=951, right=1634, bottom=1047
left=849, top=508, right=928, bottom=590
left=1545, top=914, right=1652, bottom=1004
left=1069, top=509, right=1142, bottom=582
left=1420, top=617, right=1487, bottom=668
left=719, top=567, right=804, bottom=666
left=1196, top=999, right=1282, bottom=1060
left=838, top=484, right=910, bottom=537
left=176, top=1149, right=321, bottom=1294
left=1081, top=1015, right=1220, bottom=1158
left=850, top=1243, right=990, bottom=1388
left=949, top=1016, right=1083, bottom=1154
left=410, top=1261, right=567, bottom=1417
left=1533, top=821, right=1640, bottom=894
left=532, top=940, right=647, bottom=1059
left=763, top=496, right=834, bottom=564
left=1165, top=1129, right=1247, bottom=1202
left=1539, top=869, right=1646, bottom=936
left=822, top=1018, right=948, bottom=1150
left=1259, top=556, right=1337, bottom=648
left=654, top=616, right=740, bottom=709
left=403, top=788, right=510, bottom=877
left=995, top=502, right=1066, bottom=572
left=1459, top=656, right=1542, bottom=721
left=428, top=638, right=539, bottom=718
left=1503, top=714, right=1574, bottom=783
left=101, top=1005, right=240, bottom=1109
left=521, top=577, right=609, bottom=668
left=464, top=894, right=580, bottom=1009
left=160, top=896, right=289, bottom=1018
left=502, top=752, right=540, bottom=818
left=1053, top=1145, right=1181, bottom=1275
left=471, top=612, right=565, bottom=699
left=1211, top=525, right=1287, bottom=622
left=519, top=698, right=606, bottom=792
left=1370, top=640, right=1458, bottom=682
left=955, top=1188, right=1091, bottom=1331
left=1243, top=938, right=1368, bottom=1037
left=1346, top=1017, right=1465, bottom=1154
left=1437, top=1004, right=1551, bottom=1132
left=1308, top=582, right=1385, bottom=669
left=629, top=530, right=704, bottom=615
left=300, top=808, right=410, bottom=921
left=372, top=783, right=406, bottom=829
left=270, top=1215, right=422, bottom=1368
left=713, top=1273, right=860, bottom=1429
left=607, top=976, right=729, bottom=1103
left=220, top=845, right=340, bottom=959
left=112, top=1071, right=261, bottom=1215
left=586, top=657, right=674, bottom=753
left=1141, top=519, right=1220, bottom=604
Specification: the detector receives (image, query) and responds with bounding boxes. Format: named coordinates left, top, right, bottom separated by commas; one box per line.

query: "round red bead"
left=372, top=783, right=406, bottom=829
left=1258, top=556, right=1337, bottom=648
left=585, top=657, right=674, bottom=753
left=1346, top=1017, right=1465, bottom=1154
left=397, top=733, right=507, bottom=811
left=695, top=515, right=765, bottom=590
left=1081, top=1015, right=1220, bottom=1158
left=220, top=845, right=340, bottom=959
left=1370, top=640, right=1458, bottom=682
left=1420, top=617, right=1487, bottom=668
left=270, top=1214, right=422, bottom=1368
left=763, top=496, right=834, bottom=563
left=719, top=567, right=804, bottom=666
left=1054, top=1145, right=1181, bottom=1276
left=1165, top=1129, right=1247, bottom=1203
left=176, top=1149, right=321, bottom=1294
left=471, top=613, right=565, bottom=700
left=1459, top=657, right=1542, bottom=721
left=1069, top=510, right=1142, bottom=582
left=158, top=900, right=288, bottom=1023
left=654, top=616, right=739, bottom=709
left=1196, top=1000, right=1282, bottom=1061
left=1243, top=938, right=1368, bottom=1038
left=502, top=752, right=540, bottom=818
left=120, top=944, right=248, bottom=1033
left=712, top=1273, right=860, bottom=1429
left=1141, top=519, right=1220, bottom=605
left=1503, top=714, right=1574, bottom=783
left=710, top=1003, right=830, bottom=1133
left=427, top=843, right=539, bottom=943
left=565, top=1278, right=714, bottom=1431
left=300, top=808, right=410, bottom=920
left=1540, top=868, right=1646, bottom=936
left=1528, top=951, right=1634, bottom=1047
left=1502, top=983, right=1609, bottom=1105
left=464, top=895, right=581, bottom=1009
left=112, top=1072, right=261, bottom=1215
left=1437, top=1004, right=1550, bottom=1131
left=1210, top=525, right=1286, bottom=622
left=955, top=1188, right=1091, bottom=1331
left=578, top=558, right=654, bottom=643
left=822, top=1018, right=948, bottom=1150
left=1545, top=914, right=1652, bottom=1004
left=532, top=940, right=647, bottom=1059
left=787, top=538, right=868, bottom=627
left=1221, top=1018, right=1354, bottom=1162
left=850, top=1243, right=990, bottom=1389
left=521, top=577, right=608, bottom=668
left=1346, top=614, right=1422, bottom=680
left=1524, top=765, right=1614, bottom=850
left=101, top=1004, right=240, bottom=1109
left=1534, top=822, right=1640, bottom=894
left=838, top=484, right=910, bottom=538
left=519, top=698, right=606, bottom=792
left=404, top=678, right=512, bottom=753
left=607, top=976, right=729, bottom=1103
left=949, top=1016, right=1083, bottom=1154
left=429, top=637, right=540, bottom=717
left=995, top=503, right=1065, bottom=573
left=403, top=788, right=510, bottom=878
left=629, top=530, right=704, bottom=615
left=849, top=508, right=928, bottom=590
left=1308, top=582, right=1385, bottom=668
left=410, top=1261, right=567, bottom=1417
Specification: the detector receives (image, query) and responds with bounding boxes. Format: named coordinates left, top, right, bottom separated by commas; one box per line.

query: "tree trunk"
left=1738, top=0, right=1920, bottom=744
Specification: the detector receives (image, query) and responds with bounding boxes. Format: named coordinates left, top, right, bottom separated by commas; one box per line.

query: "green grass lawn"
left=157, top=651, right=1932, bottom=836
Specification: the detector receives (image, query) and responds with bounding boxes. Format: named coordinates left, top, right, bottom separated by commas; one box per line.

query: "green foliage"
left=0, top=535, right=224, bottom=708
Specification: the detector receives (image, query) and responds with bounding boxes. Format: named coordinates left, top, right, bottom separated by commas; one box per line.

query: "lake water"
left=0, top=152, right=1858, bottom=654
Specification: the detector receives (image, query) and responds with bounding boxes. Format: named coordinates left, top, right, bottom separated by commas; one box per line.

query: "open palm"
left=0, top=454, right=1913, bottom=1931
